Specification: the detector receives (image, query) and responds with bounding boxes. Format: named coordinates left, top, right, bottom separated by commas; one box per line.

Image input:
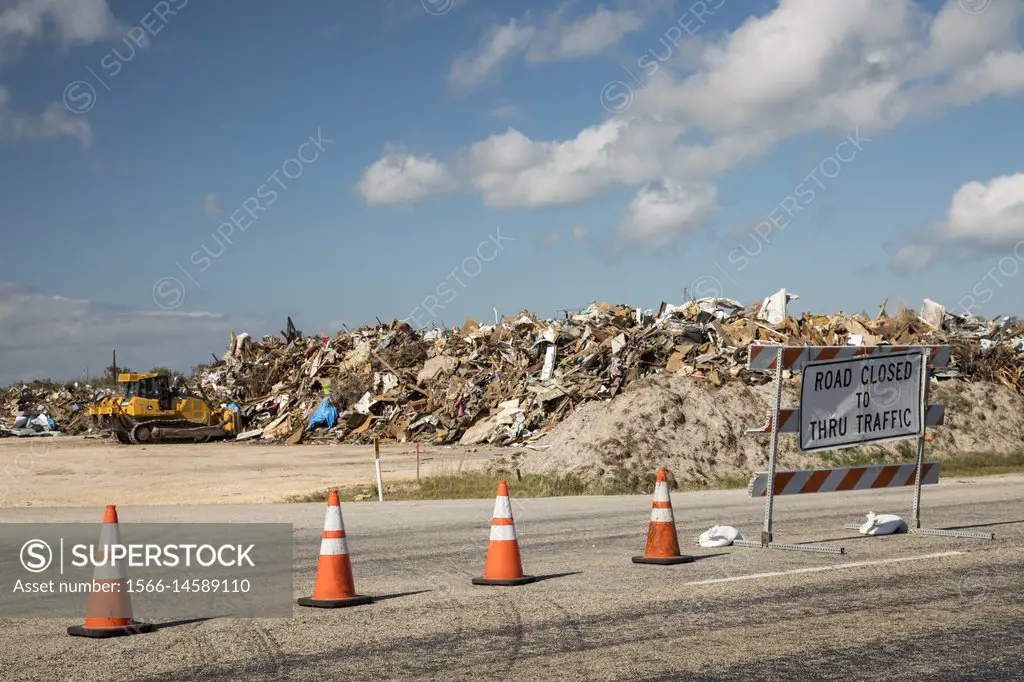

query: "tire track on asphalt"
left=132, top=557, right=1023, bottom=680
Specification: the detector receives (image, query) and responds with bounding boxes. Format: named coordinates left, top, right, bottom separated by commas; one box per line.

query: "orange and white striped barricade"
left=738, top=344, right=992, bottom=554
left=68, top=505, right=154, bottom=638
left=747, top=461, right=940, bottom=498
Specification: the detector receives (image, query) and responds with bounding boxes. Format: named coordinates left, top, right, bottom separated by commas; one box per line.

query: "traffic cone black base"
left=471, top=575, right=537, bottom=586
left=296, top=595, right=372, bottom=609
left=68, top=621, right=153, bottom=638
left=631, top=555, right=694, bottom=565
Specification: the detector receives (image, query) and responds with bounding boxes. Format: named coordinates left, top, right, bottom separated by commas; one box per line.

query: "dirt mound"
left=493, top=374, right=1024, bottom=485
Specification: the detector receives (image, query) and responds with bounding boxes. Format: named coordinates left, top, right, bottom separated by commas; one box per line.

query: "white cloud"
left=617, top=180, right=718, bottom=247
left=571, top=224, right=588, bottom=241
left=203, top=193, right=220, bottom=216
left=448, top=5, right=650, bottom=91
left=355, top=143, right=456, bottom=205
left=465, top=119, right=674, bottom=209
left=937, top=173, right=1024, bottom=246
left=527, top=8, right=646, bottom=62
left=0, top=0, right=124, bottom=148
left=448, top=18, right=535, bottom=91
left=0, top=0, right=122, bottom=57
left=891, top=172, right=1024, bottom=272
left=362, top=0, right=1024, bottom=248
left=0, top=282, right=265, bottom=386
left=0, top=88, right=92, bottom=147
left=891, top=244, right=938, bottom=273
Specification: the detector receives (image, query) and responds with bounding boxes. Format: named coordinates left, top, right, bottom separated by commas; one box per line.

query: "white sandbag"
left=697, top=525, right=744, bottom=548
left=859, top=511, right=907, bottom=536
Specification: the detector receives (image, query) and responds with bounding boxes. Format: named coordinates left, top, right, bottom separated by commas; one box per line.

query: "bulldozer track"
left=124, top=419, right=227, bottom=444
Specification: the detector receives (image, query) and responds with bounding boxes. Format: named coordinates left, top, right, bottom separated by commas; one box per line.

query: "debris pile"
left=188, top=290, right=1024, bottom=446
left=1, top=383, right=115, bottom=437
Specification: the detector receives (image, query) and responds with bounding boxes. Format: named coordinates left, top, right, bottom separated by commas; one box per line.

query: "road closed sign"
left=799, top=351, right=925, bottom=452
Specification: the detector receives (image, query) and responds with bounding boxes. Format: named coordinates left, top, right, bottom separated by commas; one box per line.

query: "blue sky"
left=1, top=0, right=1023, bottom=384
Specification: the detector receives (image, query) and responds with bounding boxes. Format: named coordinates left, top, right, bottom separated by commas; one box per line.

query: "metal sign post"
left=911, top=347, right=930, bottom=530
left=761, top=347, right=783, bottom=547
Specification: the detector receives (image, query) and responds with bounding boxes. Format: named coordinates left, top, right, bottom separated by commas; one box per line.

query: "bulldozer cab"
left=119, top=373, right=174, bottom=412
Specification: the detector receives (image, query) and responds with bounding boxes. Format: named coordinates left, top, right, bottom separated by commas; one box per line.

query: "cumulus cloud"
left=0, top=0, right=122, bottom=56
left=360, top=0, right=1024, bottom=249
left=0, top=282, right=266, bottom=386
left=355, top=143, right=456, bottom=205
left=0, top=90, right=92, bottom=147
left=466, top=120, right=674, bottom=209
left=448, top=5, right=651, bottom=91
left=618, top=180, right=718, bottom=247
left=891, top=172, right=1024, bottom=272
left=0, top=0, right=124, bottom=148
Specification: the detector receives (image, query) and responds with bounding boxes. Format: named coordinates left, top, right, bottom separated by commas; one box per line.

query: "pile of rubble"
left=0, top=382, right=115, bottom=437
left=190, top=290, right=1024, bottom=446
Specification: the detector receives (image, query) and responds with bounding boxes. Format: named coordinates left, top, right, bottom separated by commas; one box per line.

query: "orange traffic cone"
left=297, top=489, right=372, bottom=608
left=632, top=468, right=694, bottom=565
left=472, top=480, right=536, bottom=586
left=68, top=505, right=154, bottom=638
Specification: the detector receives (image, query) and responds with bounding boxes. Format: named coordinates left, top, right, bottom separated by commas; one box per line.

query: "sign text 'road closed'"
left=799, top=351, right=924, bottom=452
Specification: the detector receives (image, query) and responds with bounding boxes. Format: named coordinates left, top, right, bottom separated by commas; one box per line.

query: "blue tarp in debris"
left=306, top=397, right=337, bottom=431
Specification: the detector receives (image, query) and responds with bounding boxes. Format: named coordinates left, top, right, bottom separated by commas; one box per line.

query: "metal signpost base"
left=733, top=539, right=845, bottom=555
left=842, top=523, right=994, bottom=539
left=909, top=527, right=994, bottom=539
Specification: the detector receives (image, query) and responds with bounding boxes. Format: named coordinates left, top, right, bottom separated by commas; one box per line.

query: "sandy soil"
left=3, top=377, right=1021, bottom=507
left=0, top=436, right=500, bottom=507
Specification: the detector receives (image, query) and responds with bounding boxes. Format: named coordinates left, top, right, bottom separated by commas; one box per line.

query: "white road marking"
left=685, top=551, right=964, bottom=585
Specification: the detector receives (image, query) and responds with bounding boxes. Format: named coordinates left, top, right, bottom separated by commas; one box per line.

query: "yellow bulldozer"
left=88, top=372, right=240, bottom=444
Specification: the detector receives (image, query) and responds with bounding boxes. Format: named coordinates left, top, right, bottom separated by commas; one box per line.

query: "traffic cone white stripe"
left=492, top=494, right=513, bottom=519
left=93, top=559, right=128, bottom=580
left=489, top=524, right=518, bottom=541
left=100, top=522, right=120, bottom=545
left=92, top=523, right=128, bottom=580
left=320, top=537, right=349, bottom=555
left=324, top=505, right=343, bottom=531
left=653, top=482, right=671, bottom=503
left=649, top=508, right=675, bottom=523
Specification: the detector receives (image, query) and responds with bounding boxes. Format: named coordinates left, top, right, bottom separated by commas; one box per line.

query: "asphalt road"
left=1, top=475, right=1022, bottom=681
